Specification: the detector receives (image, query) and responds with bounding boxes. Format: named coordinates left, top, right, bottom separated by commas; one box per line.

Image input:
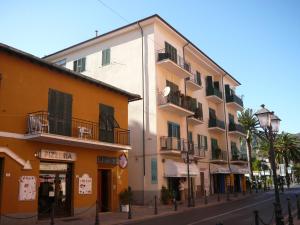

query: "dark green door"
left=99, top=104, right=115, bottom=143
left=48, top=89, right=72, bottom=136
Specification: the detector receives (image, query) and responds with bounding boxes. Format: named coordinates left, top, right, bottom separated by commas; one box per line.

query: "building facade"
left=44, top=14, right=249, bottom=204
left=0, top=43, right=139, bottom=224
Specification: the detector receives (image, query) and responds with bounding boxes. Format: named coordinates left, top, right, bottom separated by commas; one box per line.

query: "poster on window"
left=79, top=174, right=92, bottom=194
left=19, top=176, right=36, bottom=201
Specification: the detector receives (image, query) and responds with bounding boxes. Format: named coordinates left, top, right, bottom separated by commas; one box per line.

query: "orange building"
left=0, top=43, right=140, bottom=224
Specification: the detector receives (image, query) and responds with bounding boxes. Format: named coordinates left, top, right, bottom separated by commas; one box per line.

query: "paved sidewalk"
left=35, top=192, right=256, bottom=225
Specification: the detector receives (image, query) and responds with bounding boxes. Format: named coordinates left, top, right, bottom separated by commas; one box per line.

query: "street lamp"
left=181, top=140, right=194, bottom=207
left=255, top=104, right=283, bottom=225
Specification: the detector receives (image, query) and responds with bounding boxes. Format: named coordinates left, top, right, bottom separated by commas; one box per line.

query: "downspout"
left=221, top=73, right=232, bottom=191
left=137, top=22, right=145, bottom=204
left=183, top=42, right=191, bottom=205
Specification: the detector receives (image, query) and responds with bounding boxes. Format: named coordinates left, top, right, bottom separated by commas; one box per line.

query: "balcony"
left=156, top=49, right=192, bottom=79
left=208, top=118, right=225, bottom=133
left=228, top=123, right=246, bottom=137
left=26, top=111, right=131, bottom=151
left=192, top=144, right=206, bottom=159
left=187, top=107, right=204, bottom=126
left=186, top=73, right=202, bottom=91
left=231, top=151, right=248, bottom=164
left=160, top=137, right=189, bottom=155
left=206, top=86, right=223, bottom=104
left=226, top=94, right=244, bottom=111
left=211, top=149, right=228, bottom=163
left=157, top=90, right=195, bottom=116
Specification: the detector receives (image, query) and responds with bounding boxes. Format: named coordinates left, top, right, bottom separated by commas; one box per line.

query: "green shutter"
left=102, top=49, right=110, bottom=66
left=81, top=57, right=86, bottom=72
left=204, top=136, right=208, bottom=150
left=99, top=104, right=115, bottom=143
left=73, top=60, right=77, bottom=72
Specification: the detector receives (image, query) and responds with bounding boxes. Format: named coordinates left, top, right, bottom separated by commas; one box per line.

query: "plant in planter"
left=160, top=186, right=172, bottom=205
left=119, top=187, right=133, bottom=212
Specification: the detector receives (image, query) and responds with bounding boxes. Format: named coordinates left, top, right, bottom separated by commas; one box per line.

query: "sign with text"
left=40, top=150, right=76, bottom=161
left=79, top=174, right=92, bottom=195
left=19, top=176, right=36, bottom=201
left=97, top=156, right=118, bottom=165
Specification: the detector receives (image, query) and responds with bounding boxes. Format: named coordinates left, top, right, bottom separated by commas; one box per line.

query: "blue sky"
left=1, top=0, right=300, bottom=133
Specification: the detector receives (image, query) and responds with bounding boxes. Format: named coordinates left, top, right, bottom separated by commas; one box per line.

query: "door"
left=168, top=122, right=181, bottom=150
left=167, top=177, right=180, bottom=201
left=200, top=172, right=205, bottom=196
left=98, top=169, right=112, bottom=212
left=38, top=162, right=72, bottom=219
left=99, top=104, right=115, bottom=143
left=165, top=42, right=177, bottom=63
left=48, top=89, right=72, bottom=136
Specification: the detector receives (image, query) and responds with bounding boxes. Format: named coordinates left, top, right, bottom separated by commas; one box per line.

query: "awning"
left=164, top=159, right=199, bottom=177
left=210, top=164, right=230, bottom=174
left=230, top=165, right=249, bottom=174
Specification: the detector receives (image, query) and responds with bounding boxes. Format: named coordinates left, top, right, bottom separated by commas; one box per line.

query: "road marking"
left=186, top=197, right=274, bottom=225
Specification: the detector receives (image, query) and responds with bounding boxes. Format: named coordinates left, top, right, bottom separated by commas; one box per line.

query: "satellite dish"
left=163, top=86, right=171, bottom=97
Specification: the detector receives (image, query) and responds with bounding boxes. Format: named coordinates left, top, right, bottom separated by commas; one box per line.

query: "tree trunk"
left=284, top=154, right=290, bottom=189
left=246, top=138, right=254, bottom=188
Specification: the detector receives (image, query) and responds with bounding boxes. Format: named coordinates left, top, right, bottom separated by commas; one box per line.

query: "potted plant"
left=119, top=187, right=133, bottom=212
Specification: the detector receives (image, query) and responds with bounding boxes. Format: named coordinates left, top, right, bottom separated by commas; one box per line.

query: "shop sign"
left=39, top=150, right=76, bottom=161
left=119, top=153, right=128, bottom=169
left=19, top=176, right=36, bottom=201
left=79, top=174, right=92, bottom=195
left=97, top=156, right=118, bottom=165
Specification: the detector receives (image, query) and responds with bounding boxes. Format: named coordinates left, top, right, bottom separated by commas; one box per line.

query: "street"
left=126, top=188, right=299, bottom=225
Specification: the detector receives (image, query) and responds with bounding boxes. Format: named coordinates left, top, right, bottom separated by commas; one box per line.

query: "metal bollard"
left=95, top=200, right=99, bottom=225
left=50, top=202, right=55, bottom=225
left=204, top=190, right=208, bottom=205
left=254, top=210, right=259, bottom=225
left=128, top=200, right=132, bottom=219
left=154, top=195, right=158, bottom=215
left=287, top=198, right=294, bottom=225
left=173, top=198, right=177, bottom=211
left=297, top=194, right=300, bottom=220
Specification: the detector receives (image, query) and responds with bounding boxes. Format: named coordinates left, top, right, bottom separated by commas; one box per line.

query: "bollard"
left=254, top=210, right=259, bottom=225
left=50, top=202, right=55, bottom=225
left=128, top=200, right=132, bottom=219
left=287, top=198, right=294, bottom=225
left=154, top=195, right=158, bottom=215
left=204, top=190, right=208, bottom=205
left=95, top=200, right=99, bottom=225
left=173, top=198, right=177, bottom=211
left=297, top=194, right=300, bottom=220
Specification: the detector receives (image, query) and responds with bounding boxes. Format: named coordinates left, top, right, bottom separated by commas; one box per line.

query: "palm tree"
left=238, top=108, right=259, bottom=187
left=275, top=132, right=300, bottom=188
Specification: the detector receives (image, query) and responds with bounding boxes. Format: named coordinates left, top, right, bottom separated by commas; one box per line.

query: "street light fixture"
left=255, top=104, right=283, bottom=225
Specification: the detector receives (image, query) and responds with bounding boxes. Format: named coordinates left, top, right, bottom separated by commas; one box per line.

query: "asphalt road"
left=128, top=188, right=299, bottom=225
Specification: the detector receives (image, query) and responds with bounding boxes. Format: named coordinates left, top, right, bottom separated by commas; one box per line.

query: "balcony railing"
left=211, top=149, right=227, bottom=161
left=158, top=90, right=196, bottom=112
left=206, top=86, right=223, bottom=99
left=226, top=94, right=243, bottom=108
left=157, top=49, right=191, bottom=73
left=27, top=111, right=130, bottom=145
left=231, top=151, right=248, bottom=161
left=229, top=123, right=246, bottom=134
left=186, top=73, right=202, bottom=86
left=160, top=136, right=189, bottom=152
left=208, top=118, right=225, bottom=130
left=192, top=144, right=206, bottom=158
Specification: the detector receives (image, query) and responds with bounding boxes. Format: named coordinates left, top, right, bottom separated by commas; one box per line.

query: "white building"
left=44, top=14, right=248, bottom=204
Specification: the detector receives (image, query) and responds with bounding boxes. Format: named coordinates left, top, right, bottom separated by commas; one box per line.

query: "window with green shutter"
left=99, top=104, right=116, bottom=143
left=102, top=48, right=111, bottom=66
left=198, top=135, right=208, bottom=150
left=73, top=57, right=86, bottom=73
left=165, top=42, right=177, bottom=63
left=195, top=71, right=201, bottom=86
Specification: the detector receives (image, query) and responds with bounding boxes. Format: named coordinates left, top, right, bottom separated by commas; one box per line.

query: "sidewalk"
left=35, top=192, right=257, bottom=225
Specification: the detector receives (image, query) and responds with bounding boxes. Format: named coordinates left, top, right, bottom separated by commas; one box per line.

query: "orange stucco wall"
left=0, top=50, right=130, bottom=215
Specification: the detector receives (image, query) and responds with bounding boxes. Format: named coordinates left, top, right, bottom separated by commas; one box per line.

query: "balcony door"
left=165, top=42, right=177, bottom=63
left=48, top=89, right=72, bottom=136
left=211, top=138, right=219, bottom=159
left=168, top=122, right=180, bottom=150
left=99, top=104, right=115, bottom=143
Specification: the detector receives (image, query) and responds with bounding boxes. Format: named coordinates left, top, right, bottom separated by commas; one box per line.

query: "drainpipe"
left=137, top=22, right=145, bottom=204
left=183, top=42, right=192, bottom=206
left=221, top=73, right=232, bottom=192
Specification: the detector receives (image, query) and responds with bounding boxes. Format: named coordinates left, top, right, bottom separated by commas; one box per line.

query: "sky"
left=1, top=0, right=300, bottom=134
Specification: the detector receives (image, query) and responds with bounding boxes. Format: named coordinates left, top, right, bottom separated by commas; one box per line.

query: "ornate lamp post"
left=255, top=104, right=283, bottom=225
left=181, top=141, right=194, bottom=207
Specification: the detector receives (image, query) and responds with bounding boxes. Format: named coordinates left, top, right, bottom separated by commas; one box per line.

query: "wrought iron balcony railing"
left=229, top=123, right=246, bottom=134
left=27, top=111, right=130, bottom=145
left=206, top=86, right=223, bottom=99
left=208, top=118, right=225, bottom=129
left=211, top=148, right=227, bottom=161
left=160, top=136, right=189, bottom=152
left=226, top=94, right=243, bottom=107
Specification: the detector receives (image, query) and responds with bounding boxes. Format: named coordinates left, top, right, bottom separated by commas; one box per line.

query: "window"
left=165, top=42, right=177, bottom=63
left=197, top=135, right=208, bottom=150
left=102, top=48, right=110, bottom=66
left=188, top=131, right=193, bottom=142
left=99, top=104, right=117, bottom=143
left=167, top=122, right=180, bottom=139
left=73, top=57, right=86, bottom=73
left=48, top=89, right=72, bottom=136
left=54, top=58, right=66, bottom=67
left=195, top=71, right=202, bottom=86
